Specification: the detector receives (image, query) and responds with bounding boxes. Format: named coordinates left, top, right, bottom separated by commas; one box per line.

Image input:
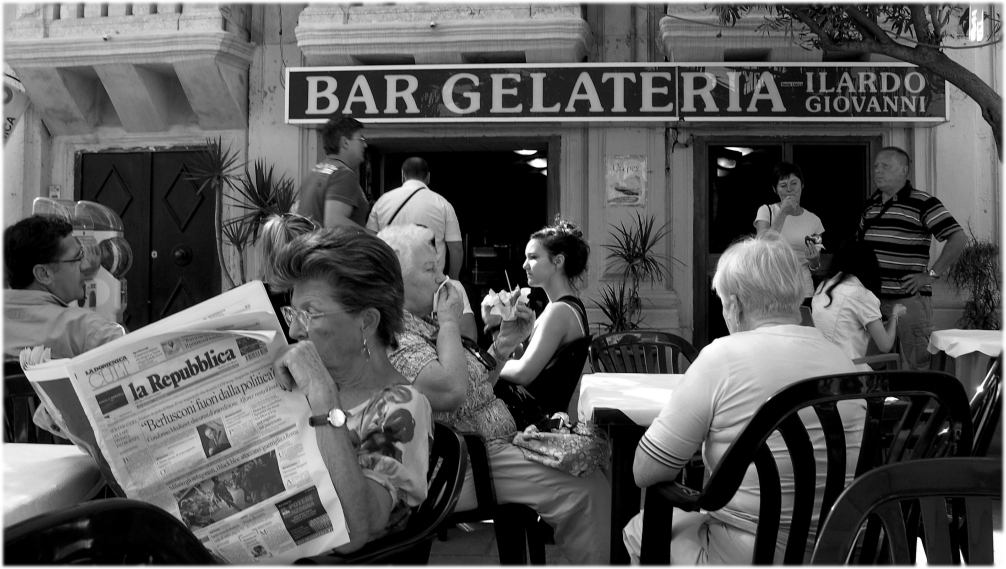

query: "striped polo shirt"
left=859, top=181, right=962, bottom=299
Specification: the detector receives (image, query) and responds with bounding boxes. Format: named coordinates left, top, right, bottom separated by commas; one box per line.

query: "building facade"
left=5, top=4, right=1000, bottom=345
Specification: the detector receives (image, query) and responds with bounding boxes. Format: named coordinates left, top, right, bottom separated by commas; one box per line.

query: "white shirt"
left=811, top=275, right=883, bottom=367
left=367, top=180, right=462, bottom=274
left=754, top=204, right=825, bottom=298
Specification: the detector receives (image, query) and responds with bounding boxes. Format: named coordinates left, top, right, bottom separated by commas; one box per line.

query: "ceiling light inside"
left=514, top=149, right=537, bottom=156
left=725, top=146, right=754, bottom=156
left=528, top=158, right=547, bottom=169
left=717, top=157, right=736, bottom=169
left=539, top=169, right=547, bottom=176
left=717, top=168, right=730, bottom=178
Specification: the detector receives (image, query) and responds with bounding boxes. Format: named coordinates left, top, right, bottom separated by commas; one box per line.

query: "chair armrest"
left=457, top=431, right=497, bottom=510
left=639, top=481, right=701, bottom=564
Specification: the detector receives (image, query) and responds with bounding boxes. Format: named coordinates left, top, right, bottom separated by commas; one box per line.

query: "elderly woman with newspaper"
left=269, top=226, right=433, bottom=553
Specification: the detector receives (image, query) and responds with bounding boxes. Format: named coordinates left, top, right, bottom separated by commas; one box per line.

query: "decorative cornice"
left=297, top=18, right=591, bottom=64
left=5, top=31, right=255, bottom=69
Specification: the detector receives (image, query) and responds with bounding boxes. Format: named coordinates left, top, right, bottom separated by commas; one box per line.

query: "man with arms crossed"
left=860, top=146, right=966, bottom=370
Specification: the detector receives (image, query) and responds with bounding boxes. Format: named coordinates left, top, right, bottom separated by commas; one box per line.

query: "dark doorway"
left=695, top=137, right=880, bottom=348
left=367, top=148, right=549, bottom=337
left=77, top=151, right=221, bottom=331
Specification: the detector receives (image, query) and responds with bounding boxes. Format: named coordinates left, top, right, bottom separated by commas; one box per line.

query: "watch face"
left=328, top=408, right=347, bottom=427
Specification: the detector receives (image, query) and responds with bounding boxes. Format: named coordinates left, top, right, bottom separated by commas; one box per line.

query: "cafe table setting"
left=928, top=329, right=1002, bottom=399
left=578, top=372, right=684, bottom=564
left=3, top=443, right=106, bottom=526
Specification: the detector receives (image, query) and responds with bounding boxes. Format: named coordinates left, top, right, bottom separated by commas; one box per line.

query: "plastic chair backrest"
left=3, top=497, right=218, bottom=564
left=3, top=360, right=69, bottom=444
left=970, top=354, right=1001, bottom=457
left=525, top=334, right=592, bottom=416
left=299, top=421, right=468, bottom=564
left=852, top=353, right=902, bottom=371
left=589, top=330, right=698, bottom=374
left=811, top=457, right=1000, bottom=564
left=639, top=370, right=973, bottom=565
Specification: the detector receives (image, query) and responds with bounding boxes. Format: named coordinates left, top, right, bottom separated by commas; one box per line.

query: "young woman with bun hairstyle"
left=488, top=216, right=590, bottom=388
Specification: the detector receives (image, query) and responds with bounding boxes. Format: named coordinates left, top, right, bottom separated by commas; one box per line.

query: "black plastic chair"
left=300, top=421, right=469, bottom=564
left=852, top=353, right=902, bottom=371
left=3, top=497, right=218, bottom=564
left=970, top=354, right=1001, bottom=457
left=589, top=330, right=698, bottom=374
left=638, top=371, right=974, bottom=565
left=3, top=360, right=69, bottom=444
left=438, top=431, right=545, bottom=564
left=811, top=457, right=1001, bottom=564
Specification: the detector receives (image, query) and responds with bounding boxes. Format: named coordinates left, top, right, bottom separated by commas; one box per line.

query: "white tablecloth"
left=577, top=373, right=684, bottom=426
left=928, top=329, right=1002, bottom=400
left=4, top=443, right=105, bottom=527
left=927, top=329, right=1002, bottom=358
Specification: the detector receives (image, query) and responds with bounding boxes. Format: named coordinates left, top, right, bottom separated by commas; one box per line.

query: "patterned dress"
left=345, top=384, right=433, bottom=537
left=389, top=312, right=516, bottom=444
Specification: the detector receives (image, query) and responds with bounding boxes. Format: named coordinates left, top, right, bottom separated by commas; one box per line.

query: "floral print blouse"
left=345, top=384, right=432, bottom=537
left=389, top=312, right=517, bottom=444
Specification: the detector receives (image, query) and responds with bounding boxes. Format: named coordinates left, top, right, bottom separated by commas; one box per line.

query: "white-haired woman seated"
left=378, top=224, right=612, bottom=565
left=623, top=232, right=865, bottom=564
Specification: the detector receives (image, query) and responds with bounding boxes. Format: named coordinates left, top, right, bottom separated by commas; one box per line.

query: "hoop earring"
left=361, top=337, right=371, bottom=360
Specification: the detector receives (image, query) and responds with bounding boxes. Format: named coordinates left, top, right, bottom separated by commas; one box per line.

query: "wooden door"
left=78, top=151, right=219, bottom=330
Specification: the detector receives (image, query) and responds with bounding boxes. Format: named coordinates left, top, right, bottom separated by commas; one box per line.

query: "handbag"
left=511, top=413, right=611, bottom=477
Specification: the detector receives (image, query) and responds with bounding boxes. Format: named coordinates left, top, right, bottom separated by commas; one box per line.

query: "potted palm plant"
left=188, top=138, right=297, bottom=288
left=593, top=212, right=675, bottom=332
left=947, top=227, right=1001, bottom=330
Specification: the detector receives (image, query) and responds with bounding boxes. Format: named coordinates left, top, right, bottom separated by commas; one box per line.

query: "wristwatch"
left=928, top=268, right=941, bottom=280
left=309, top=407, right=348, bottom=428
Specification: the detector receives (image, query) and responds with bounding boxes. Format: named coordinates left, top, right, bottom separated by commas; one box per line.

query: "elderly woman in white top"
left=623, top=232, right=865, bottom=564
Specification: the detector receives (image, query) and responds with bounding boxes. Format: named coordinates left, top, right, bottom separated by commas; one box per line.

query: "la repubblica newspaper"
left=20, top=281, right=350, bottom=563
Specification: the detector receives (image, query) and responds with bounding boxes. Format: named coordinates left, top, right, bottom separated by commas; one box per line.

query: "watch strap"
left=308, top=414, right=328, bottom=427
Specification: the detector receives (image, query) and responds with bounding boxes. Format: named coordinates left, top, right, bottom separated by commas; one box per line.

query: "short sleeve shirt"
left=638, top=325, right=863, bottom=562
left=811, top=275, right=883, bottom=362
left=754, top=204, right=824, bottom=298
left=297, top=159, right=370, bottom=227
left=388, top=312, right=516, bottom=444
left=859, top=182, right=962, bottom=297
left=347, top=384, right=432, bottom=538
left=366, top=180, right=463, bottom=274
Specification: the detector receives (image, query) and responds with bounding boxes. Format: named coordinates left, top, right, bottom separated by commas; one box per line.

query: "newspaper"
left=20, top=281, right=350, bottom=563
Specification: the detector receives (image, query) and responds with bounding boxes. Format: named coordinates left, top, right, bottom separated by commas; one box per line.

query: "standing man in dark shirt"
left=297, top=116, right=371, bottom=231
left=859, top=146, right=966, bottom=370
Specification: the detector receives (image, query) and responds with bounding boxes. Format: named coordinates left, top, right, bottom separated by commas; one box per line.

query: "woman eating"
left=753, top=162, right=824, bottom=305
left=623, top=233, right=864, bottom=564
left=480, top=218, right=587, bottom=424
left=812, top=240, right=906, bottom=370
left=378, top=224, right=612, bottom=565
left=269, top=227, right=433, bottom=553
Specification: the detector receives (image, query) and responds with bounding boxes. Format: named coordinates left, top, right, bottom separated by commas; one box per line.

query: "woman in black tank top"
left=487, top=218, right=590, bottom=425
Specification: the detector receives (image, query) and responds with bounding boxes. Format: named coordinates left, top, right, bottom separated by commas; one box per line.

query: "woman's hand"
left=436, top=281, right=463, bottom=326
left=495, top=304, right=535, bottom=356
left=273, top=341, right=339, bottom=414
left=779, top=195, right=800, bottom=215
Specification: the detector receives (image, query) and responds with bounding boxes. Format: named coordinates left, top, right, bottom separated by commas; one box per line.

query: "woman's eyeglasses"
left=281, top=306, right=350, bottom=332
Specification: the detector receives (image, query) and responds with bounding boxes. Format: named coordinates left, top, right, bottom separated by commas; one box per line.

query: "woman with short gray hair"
left=623, top=232, right=864, bottom=564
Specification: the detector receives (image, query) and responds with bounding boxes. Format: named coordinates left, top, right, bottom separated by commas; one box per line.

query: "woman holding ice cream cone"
left=486, top=217, right=590, bottom=410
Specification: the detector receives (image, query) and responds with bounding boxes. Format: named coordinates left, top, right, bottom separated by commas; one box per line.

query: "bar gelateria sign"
left=286, top=63, right=946, bottom=124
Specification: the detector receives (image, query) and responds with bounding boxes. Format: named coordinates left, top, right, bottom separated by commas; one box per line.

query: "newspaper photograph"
left=19, top=281, right=351, bottom=563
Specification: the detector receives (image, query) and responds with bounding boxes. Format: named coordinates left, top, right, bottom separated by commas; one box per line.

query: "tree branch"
left=789, top=7, right=840, bottom=50
left=909, top=4, right=938, bottom=45
left=845, top=6, right=894, bottom=44
left=928, top=5, right=944, bottom=38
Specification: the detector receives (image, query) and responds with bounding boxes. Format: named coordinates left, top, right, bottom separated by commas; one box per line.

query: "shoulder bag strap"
left=387, top=188, right=424, bottom=225
left=858, top=194, right=897, bottom=242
